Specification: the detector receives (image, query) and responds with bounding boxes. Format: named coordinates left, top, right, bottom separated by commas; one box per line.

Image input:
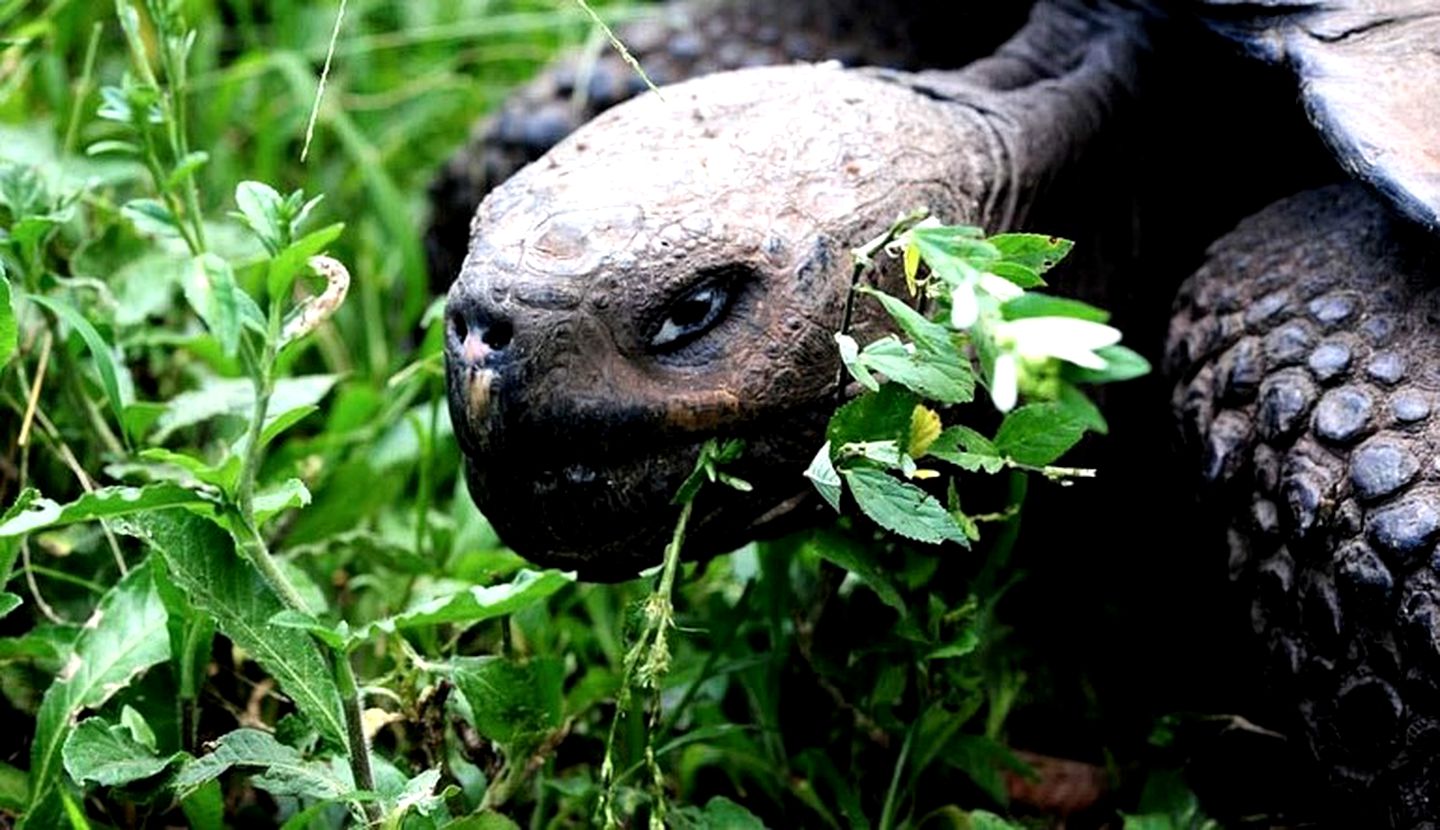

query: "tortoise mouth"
left=461, top=441, right=759, bottom=581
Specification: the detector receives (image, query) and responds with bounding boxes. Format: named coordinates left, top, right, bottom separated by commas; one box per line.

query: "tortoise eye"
left=650, top=282, right=732, bottom=350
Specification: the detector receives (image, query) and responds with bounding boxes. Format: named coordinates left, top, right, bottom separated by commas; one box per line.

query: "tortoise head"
left=445, top=65, right=978, bottom=579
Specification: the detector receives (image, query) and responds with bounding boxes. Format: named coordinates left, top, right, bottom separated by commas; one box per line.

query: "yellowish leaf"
left=903, top=240, right=921, bottom=296
left=908, top=405, right=942, bottom=457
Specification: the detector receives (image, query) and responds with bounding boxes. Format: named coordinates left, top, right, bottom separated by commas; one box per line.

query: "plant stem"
left=878, top=725, right=915, bottom=830
left=334, top=647, right=381, bottom=823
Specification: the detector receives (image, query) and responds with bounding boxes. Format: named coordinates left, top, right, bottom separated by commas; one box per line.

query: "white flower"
left=995, top=316, right=1121, bottom=370
left=991, top=352, right=1018, bottom=412
left=949, top=281, right=979, bottom=328
left=949, top=272, right=1022, bottom=331
left=986, top=316, right=1123, bottom=412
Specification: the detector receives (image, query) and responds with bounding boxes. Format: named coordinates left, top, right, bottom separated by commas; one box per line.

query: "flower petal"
left=978, top=272, right=1024, bottom=301
left=950, top=283, right=979, bottom=329
left=991, top=352, right=1018, bottom=412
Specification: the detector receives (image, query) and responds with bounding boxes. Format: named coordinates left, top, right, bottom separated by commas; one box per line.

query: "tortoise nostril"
left=447, top=309, right=468, bottom=342
left=483, top=319, right=514, bottom=351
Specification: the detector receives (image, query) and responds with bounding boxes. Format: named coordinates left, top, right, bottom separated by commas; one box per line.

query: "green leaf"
left=452, top=656, right=564, bottom=760
left=804, top=443, right=843, bottom=513
left=1054, top=383, right=1109, bottom=436
left=804, top=530, right=905, bottom=613
left=988, top=232, right=1074, bottom=273
left=182, top=253, right=244, bottom=357
left=0, top=593, right=20, bottom=619
left=1000, top=293, right=1109, bottom=323
left=910, top=225, right=998, bottom=284
left=254, top=478, right=311, bottom=526
left=927, top=427, right=1005, bottom=474
left=0, top=762, right=27, bottom=811
left=0, top=484, right=211, bottom=539
left=839, top=467, right=967, bottom=545
left=355, top=569, right=572, bottom=640
left=179, top=779, right=224, bottom=830
left=173, top=729, right=350, bottom=801
left=120, top=198, right=181, bottom=238
left=994, top=403, right=1088, bottom=466
left=62, top=716, right=178, bottom=787
left=268, top=223, right=344, bottom=301
left=857, top=286, right=959, bottom=359
left=1063, top=344, right=1152, bottom=384
left=151, top=374, right=339, bottom=443
left=835, top=332, right=877, bottom=392
left=827, top=384, right=918, bottom=450
left=986, top=261, right=1044, bottom=289
left=25, top=566, right=169, bottom=825
left=0, top=271, right=15, bottom=368
left=137, top=449, right=242, bottom=493
left=858, top=337, right=973, bottom=404
left=164, top=151, right=209, bottom=190
left=682, top=796, right=769, bottom=829
left=115, top=510, right=347, bottom=749
left=26, top=293, right=130, bottom=436
left=233, top=181, right=285, bottom=254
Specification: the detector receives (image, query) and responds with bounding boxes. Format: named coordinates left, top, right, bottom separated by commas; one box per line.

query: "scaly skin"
left=425, top=0, right=1029, bottom=286
left=1168, top=184, right=1440, bottom=828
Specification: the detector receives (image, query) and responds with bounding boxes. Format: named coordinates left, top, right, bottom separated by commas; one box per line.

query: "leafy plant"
left=0, top=1, right=1235, bottom=829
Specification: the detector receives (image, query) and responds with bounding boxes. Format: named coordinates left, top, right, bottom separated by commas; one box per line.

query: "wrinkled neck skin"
left=444, top=1, right=1152, bottom=580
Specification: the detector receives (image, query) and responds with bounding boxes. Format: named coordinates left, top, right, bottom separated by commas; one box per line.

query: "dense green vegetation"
left=0, top=2, right=1215, bottom=828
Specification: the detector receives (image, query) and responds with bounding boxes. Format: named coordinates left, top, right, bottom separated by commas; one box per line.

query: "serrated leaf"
left=26, top=293, right=130, bottom=437
left=994, top=403, right=1088, bottom=467
left=268, top=223, right=344, bottom=301
left=0, top=484, right=211, bottom=539
left=910, top=226, right=998, bottom=285
left=858, top=337, right=973, bottom=404
left=908, top=406, right=942, bottom=457
left=804, top=443, right=843, bottom=513
left=182, top=253, right=244, bottom=357
left=115, top=510, right=347, bottom=749
left=826, top=384, right=918, bottom=450
left=857, top=286, right=959, bottom=360
left=835, top=332, right=877, bottom=392
left=173, top=729, right=350, bottom=801
left=840, top=467, right=968, bottom=545
left=25, top=566, right=169, bottom=825
left=988, top=232, right=1074, bottom=273
left=986, top=261, right=1044, bottom=289
left=355, top=569, right=572, bottom=640
left=927, top=426, right=1005, bottom=474
left=452, top=656, right=564, bottom=760
left=62, top=716, right=178, bottom=787
left=1055, top=382, right=1109, bottom=436
left=1063, top=345, right=1152, bottom=384
left=0, top=272, right=15, bottom=368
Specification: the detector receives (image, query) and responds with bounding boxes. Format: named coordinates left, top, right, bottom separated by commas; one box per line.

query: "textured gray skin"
left=1168, top=186, right=1440, bottom=826
left=443, top=2, right=1149, bottom=580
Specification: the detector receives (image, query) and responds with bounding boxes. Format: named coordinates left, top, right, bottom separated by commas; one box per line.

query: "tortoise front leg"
left=1168, top=183, right=1440, bottom=828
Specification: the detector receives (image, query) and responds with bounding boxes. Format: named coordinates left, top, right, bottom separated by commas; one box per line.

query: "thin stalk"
left=878, top=725, right=915, bottom=830
left=334, top=649, right=381, bottom=823
left=62, top=23, right=103, bottom=155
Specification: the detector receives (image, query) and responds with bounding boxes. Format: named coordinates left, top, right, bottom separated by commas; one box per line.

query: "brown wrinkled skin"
left=444, top=3, right=1149, bottom=579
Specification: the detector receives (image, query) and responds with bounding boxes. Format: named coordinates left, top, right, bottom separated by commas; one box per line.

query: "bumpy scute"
left=1168, top=183, right=1440, bottom=827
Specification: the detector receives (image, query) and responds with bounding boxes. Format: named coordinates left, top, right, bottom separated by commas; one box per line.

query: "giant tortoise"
left=429, top=0, right=1440, bottom=825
